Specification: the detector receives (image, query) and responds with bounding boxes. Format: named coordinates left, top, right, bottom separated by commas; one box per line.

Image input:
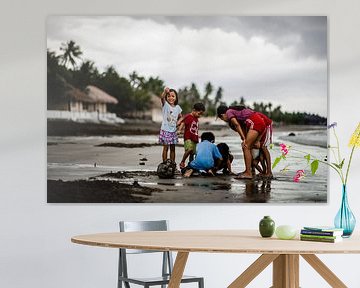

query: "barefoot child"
left=182, top=132, right=223, bottom=177
left=159, top=87, right=182, bottom=163
left=216, top=143, right=234, bottom=175
left=217, top=105, right=273, bottom=179
left=251, top=148, right=266, bottom=176
left=178, top=102, right=205, bottom=169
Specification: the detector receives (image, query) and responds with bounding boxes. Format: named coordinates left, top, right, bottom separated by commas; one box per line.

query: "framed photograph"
left=47, top=16, right=327, bottom=203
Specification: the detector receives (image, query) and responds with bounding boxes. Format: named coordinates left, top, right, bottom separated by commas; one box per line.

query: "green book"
left=300, top=234, right=340, bottom=240
left=300, top=235, right=342, bottom=243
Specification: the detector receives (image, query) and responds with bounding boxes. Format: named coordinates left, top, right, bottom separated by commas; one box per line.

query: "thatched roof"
left=84, top=85, right=118, bottom=104
left=64, top=83, right=88, bottom=101
left=64, top=84, right=118, bottom=104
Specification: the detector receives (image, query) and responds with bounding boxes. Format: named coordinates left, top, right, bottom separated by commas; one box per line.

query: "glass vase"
left=334, top=185, right=356, bottom=237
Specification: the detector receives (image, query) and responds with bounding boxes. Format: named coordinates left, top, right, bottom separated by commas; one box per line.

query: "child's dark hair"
left=217, top=104, right=246, bottom=118
left=201, top=132, right=215, bottom=143
left=193, top=102, right=205, bottom=112
left=217, top=143, right=230, bottom=161
left=216, top=105, right=228, bottom=118
left=168, top=88, right=178, bottom=105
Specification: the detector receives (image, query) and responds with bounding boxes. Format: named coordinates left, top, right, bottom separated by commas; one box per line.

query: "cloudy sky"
left=47, top=16, right=327, bottom=116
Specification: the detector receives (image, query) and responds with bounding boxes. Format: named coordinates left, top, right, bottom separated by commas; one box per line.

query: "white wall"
left=1, top=1, right=360, bottom=287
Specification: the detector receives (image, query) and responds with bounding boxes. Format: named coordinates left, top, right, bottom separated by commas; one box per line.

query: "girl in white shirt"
left=159, top=87, right=182, bottom=162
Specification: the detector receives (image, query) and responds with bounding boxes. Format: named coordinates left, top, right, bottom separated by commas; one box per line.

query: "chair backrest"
left=118, top=220, right=174, bottom=282
left=119, top=220, right=169, bottom=254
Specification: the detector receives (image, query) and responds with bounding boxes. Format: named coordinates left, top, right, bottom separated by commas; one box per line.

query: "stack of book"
left=300, top=226, right=344, bottom=243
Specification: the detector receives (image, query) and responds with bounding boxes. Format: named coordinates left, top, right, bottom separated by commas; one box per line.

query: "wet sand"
left=47, top=122, right=327, bottom=203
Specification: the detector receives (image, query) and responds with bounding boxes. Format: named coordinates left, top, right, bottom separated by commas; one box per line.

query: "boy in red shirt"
left=178, top=102, right=205, bottom=169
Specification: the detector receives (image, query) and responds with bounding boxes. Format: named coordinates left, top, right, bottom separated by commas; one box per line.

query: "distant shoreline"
left=47, top=119, right=326, bottom=137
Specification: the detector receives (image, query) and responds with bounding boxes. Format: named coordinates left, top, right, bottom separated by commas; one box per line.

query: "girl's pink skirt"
left=159, top=129, right=178, bottom=145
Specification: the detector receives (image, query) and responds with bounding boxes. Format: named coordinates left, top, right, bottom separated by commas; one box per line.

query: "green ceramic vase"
left=259, top=216, right=275, bottom=237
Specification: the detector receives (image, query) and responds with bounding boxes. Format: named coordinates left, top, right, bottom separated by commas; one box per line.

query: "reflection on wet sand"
left=244, top=178, right=272, bottom=203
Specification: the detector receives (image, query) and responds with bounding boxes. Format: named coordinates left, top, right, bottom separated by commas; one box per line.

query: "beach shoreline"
left=47, top=119, right=326, bottom=136
left=47, top=121, right=327, bottom=203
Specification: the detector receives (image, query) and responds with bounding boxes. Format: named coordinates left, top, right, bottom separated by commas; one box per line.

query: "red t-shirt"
left=183, top=114, right=199, bottom=142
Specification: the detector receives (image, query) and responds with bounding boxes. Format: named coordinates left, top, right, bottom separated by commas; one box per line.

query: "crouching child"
left=182, top=132, right=223, bottom=177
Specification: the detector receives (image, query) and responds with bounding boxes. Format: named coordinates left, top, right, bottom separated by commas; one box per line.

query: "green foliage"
left=333, top=159, right=345, bottom=169
left=310, top=160, right=319, bottom=175
left=272, top=156, right=282, bottom=169
left=48, top=40, right=327, bottom=123
left=59, top=40, right=83, bottom=69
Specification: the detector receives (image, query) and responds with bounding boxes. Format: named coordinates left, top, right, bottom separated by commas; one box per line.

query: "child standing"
left=183, top=132, right=223, bottom=177
left=159, top=87, right=182, bottom=163
left=178, top=102, right=205, bottom=169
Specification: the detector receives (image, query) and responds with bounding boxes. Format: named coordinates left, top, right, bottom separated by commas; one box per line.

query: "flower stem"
left=333, top=127, right=346, bottom=182
left=290, top=148, right=344, bottom=183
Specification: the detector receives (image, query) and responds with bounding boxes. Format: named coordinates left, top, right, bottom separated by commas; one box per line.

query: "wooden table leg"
left=301, top=254, right=347, bottom=288
left=168, top=252, right=189, bottom=288
left=272, top=254, right=299, bottom=288
left=228, top=254, right=279, bottom=288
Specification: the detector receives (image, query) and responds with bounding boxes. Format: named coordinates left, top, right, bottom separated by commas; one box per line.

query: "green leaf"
left=332, top=162, right=341, bottom=169
left=311, top=160, right=319, bottom=175
left=304, top=154, right=311, bottom=164
left=269, top=143, right=274, bottom=150
left=339, top=159, right=345, bottom=169
left=272, top=156, right=282, bottom=169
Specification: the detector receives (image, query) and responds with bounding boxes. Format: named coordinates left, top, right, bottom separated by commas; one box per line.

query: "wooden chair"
left=118, top=220, right=204, bottom=288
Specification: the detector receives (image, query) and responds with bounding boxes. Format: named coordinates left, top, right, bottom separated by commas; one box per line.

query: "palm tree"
left=73, top=60, right=99, bottom=89
left=60, top=40, right=83, bottom=69
left=190, top=83, right=200, bottom=102
left=204, top=82, right=213, bottom=100
left=214, top=87, right=223, bottom=105
left=143, top=76, right=164, bottom=95
left=129, top=71, right=145, bottom=89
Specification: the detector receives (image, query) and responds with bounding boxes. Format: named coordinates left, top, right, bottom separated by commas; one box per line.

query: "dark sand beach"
left=47, top=120, right=327, bottom=203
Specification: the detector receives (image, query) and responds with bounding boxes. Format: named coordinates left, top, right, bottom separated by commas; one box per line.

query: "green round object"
left=275, top=225, right=297, bottom=240
left=259, top=216, right=275, bottom=238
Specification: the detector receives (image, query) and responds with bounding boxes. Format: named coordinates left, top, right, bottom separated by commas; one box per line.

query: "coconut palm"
left=60, top=40, right=83, bottom=69
left=214, top=87, right=223, bottom=105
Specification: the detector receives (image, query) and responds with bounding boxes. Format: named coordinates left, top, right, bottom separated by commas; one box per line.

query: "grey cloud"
left=132, top=16, right=327, bottom=59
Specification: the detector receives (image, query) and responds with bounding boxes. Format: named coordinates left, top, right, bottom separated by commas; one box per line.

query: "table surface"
left=71, top=230, right=360, bottom=254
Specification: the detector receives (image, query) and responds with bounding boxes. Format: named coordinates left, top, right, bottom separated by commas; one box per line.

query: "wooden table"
left=72, top=230, right=360, bottom=288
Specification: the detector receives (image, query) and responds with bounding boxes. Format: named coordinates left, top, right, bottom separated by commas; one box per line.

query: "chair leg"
left=199, top=278, right=204, bottom=288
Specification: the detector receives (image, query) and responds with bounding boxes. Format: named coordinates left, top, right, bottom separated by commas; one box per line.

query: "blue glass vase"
left=334, top=185, right=356, bottom=237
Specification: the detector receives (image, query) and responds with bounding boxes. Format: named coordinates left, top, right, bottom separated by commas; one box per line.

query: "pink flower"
left=280, top=143, right=289, bottom=156
left=293, top=169, right=305, bottom=182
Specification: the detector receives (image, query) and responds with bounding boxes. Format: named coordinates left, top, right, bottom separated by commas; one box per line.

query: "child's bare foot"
left=236, top=171, right=247, bottom=177
left=235, top=173, right=253, bottom=180
left=207, top=169, right=215, bottom=176
left=264, top=173, right=274, bottom=179
left=183, top=169, right=193, bottom=178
